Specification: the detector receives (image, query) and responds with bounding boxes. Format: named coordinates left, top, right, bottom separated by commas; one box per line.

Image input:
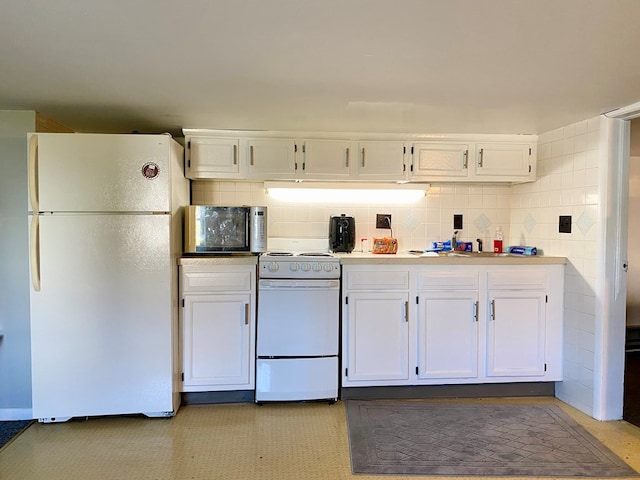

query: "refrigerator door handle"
left=30, top=214, right=41, bottom=292
left=28, top=134, right=39, bottom=212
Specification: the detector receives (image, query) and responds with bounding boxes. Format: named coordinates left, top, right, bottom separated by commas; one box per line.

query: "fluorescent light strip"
left=265, top=182, right=427, bottom=204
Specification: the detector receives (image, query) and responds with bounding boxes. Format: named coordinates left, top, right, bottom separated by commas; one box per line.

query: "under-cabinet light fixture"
left=264, top=181, right=428, bottom=204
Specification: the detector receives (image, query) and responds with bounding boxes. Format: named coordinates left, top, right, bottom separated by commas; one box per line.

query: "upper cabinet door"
left=475, top=143, right=533, bottom=179
left=410, top=142, right=471, bottom=180
left=357, top=141, right=407, bottom=181
left=245, top=138, right=296, bottom=179
left=186, top=137, right=240, bottom=179
left=299, top=139, right=352, bottom=179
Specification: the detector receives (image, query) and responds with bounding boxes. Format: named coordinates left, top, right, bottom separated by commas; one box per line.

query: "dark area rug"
left=346, top=400, right=639, bottom=477
left=0, top=420, right=33, bottom=450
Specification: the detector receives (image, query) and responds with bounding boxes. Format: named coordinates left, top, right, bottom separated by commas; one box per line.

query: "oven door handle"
left=259, top=279, right=340, bottom=289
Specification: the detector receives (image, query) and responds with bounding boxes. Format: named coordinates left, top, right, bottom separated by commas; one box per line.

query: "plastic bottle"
left=493, top=227, right=503, bottom=253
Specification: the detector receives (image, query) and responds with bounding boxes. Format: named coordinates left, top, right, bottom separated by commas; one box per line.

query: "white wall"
left=191, top=182, right=513, bottom=253
left=0, top=111, right=35, bottom=419
left=511, top=117, right=601, bottom=416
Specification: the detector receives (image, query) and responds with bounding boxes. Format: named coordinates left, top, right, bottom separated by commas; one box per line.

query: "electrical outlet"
left=376, top=214, right=392, bottom=229
left=453, top=214, right=463, bottom=230
left=559, top=215, right=572, bottom=233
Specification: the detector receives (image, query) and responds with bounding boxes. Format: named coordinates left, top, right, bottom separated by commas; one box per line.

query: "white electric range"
left=255, top=240, right=340, bottom=403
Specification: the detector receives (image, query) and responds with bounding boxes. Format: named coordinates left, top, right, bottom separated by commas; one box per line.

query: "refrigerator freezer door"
left=30, top=213, right=175, bottom=420
left=30, top=133, right=170, bottom=213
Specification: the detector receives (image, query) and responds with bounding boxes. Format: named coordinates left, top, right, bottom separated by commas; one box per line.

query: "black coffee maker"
left=329, top=214, right=356, bottom=253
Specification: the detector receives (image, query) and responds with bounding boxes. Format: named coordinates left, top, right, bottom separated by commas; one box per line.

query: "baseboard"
left=181, top=390, right=254, bottom=405
left=341, top=382, right=555, bottom=400
left=0, top=408, right=33, bottom=421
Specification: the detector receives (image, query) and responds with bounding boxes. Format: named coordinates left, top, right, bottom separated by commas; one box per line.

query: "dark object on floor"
left=624, top=349, right=640, bottom=428
left=0, top=420, right=32, bottom=450
left=346, top=400, right=639, bottom=477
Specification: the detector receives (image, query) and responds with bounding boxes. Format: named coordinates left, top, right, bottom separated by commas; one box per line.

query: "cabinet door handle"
left=250, top=145, right=254, bottom=166
left=233, top=144, right=238, bottom=165
left=490, top=299, right=495, bottom=320
left=361, top=148, right=366, bottom=167
left=404, top=301, right=409, bottom=322
left=346, top=147, right=350, bottom=167
left=478, top=148, right=484, bottom=168
left=473, top=301, right=478, bottom=322
left=463, top=149, right=469, bottom=169
left=244, top=303, right=250, bottom=325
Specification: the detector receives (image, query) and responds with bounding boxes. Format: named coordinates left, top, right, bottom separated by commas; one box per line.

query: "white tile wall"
left=191, top=181, right=513, bottom=252
left=511, top=116, right=601, bottom=416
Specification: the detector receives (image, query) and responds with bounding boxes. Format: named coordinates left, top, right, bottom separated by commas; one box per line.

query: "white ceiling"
left=2, top=0, right=640, bottom=136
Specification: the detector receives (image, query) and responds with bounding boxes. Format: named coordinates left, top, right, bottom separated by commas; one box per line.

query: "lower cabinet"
left=344, top=291, right=410, bottom=382
left=180, top=264, right=256, bottom=392
left=417, top=288, right=479, bottom=379
left=342, top=264, right=564, bottom=388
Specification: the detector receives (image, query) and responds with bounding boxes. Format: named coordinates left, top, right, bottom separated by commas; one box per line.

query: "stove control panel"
left=259, top=257, right=340, bottom=279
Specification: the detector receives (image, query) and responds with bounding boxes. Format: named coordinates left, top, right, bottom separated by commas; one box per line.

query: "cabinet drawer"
left=182, top=270, right=254, bottom=293
left=487, top=270, right=546, bottom=290
left=416, top=271, right=479, bottom=290
left=346, top=270, right=409, bottom=290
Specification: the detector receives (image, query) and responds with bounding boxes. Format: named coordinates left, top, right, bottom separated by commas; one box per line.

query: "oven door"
left=257, top=279, right=339, bottom=357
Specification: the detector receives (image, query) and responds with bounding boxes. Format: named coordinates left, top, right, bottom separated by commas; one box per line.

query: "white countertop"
left=178, top=255, right=258, bottom=266
left=335, top=251, right=567, bottom=265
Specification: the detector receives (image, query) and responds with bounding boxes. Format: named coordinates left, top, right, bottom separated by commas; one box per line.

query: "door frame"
left=595, top=102, right=639, bottom=420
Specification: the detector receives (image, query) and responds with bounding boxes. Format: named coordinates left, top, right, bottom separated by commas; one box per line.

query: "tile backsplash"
left=191, top=181, right=512, bottom=252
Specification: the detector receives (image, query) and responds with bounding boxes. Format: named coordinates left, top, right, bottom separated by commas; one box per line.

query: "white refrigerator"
left=28, top=133, right=189, bottom=423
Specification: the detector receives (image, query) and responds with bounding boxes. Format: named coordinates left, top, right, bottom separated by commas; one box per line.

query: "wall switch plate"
left=376, top=214, right=392, bottom=229
left=453, top=214, right=463, bottom=230
left=559, top=215, right=572, bottom=233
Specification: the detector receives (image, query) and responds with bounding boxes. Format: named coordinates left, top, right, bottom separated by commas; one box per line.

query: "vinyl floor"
left=1, top=397, right=640, bottom=480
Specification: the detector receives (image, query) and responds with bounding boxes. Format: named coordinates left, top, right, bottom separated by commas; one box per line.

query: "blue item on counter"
left=506, top=246, right=538, bottom=255
left=426, top=240, right=473, bottom=252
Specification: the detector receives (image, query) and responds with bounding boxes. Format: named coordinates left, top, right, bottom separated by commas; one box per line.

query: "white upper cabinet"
left=410, top=142, right=471, bottom=180
left=357, top=141, right=407, bottom=181
left=474, top=142, right=534, bottom=180
left=245, top=138, right=297, bottom=179
left=299, top=139, right=352, bottom=179
left=186, top=137, right=240, bottom=179
left=183, top=129, right=537, bottom=183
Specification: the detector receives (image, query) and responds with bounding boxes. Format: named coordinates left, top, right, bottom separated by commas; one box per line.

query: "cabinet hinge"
left=411, top=146, right=414, bottom=155
left=415, top=366, right=419, bottom=375
left=187, top=159, right=191, bottom=168
left=416, top=296, right=419, bottom=304
left=345, top=296, right=348, bottom=305
left=529, top=147, right=532, bottom=155
left=529, top=165, right=532, bottom=173
left=545, top=295, right=548, bottom=303
left=295, top=162, right=298, bottom=171
left=302, top=144, right=306, bottom=153
left=403, top=164, right=406, bottom=172
left=182, top=298, right=185, bottom=308
left=187, top=141, right=191, bottom=149
left=345, top=368, right=348, bottom=376
left=302, top=162, right=306, bottom=171
left=294, top=144, right=298, bottom=153
left=410, top=164, right=414, bottom=172
left=403, top=146, right=406, bottom=154
left=181, top=372, right=184, bottom=381
left=544, top=364, right=547, bottom=372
